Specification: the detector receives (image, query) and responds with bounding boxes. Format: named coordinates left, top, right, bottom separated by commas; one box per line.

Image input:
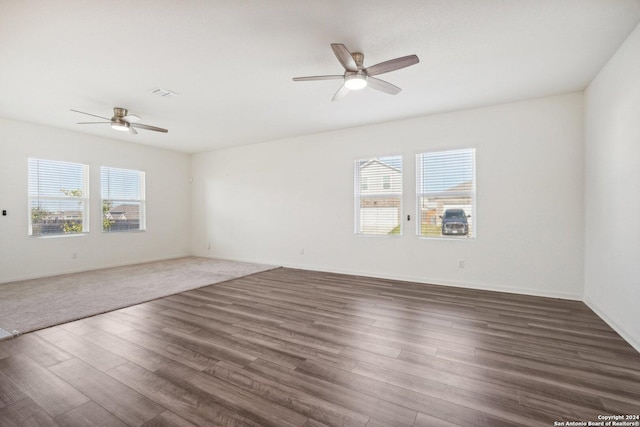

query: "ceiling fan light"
left=344, top=73, right=367, bottom=90
left=111, top=121, right=130, bottom=131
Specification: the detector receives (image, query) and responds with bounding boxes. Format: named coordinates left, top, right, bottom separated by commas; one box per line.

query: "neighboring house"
left=43, top=210, right=83, bottom=222
left=358, top=159, right=402, bottom=234
left=359, top=159, right=402, bottom=196
left=106, top=204, right=140, bottom=221
left=105, top=204, right=141, bottom=231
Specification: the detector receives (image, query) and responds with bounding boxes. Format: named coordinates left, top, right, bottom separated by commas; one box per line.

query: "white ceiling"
left=1, top=1, right=639, bottom=154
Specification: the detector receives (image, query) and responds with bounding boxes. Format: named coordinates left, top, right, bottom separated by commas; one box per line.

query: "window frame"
left=415, top=147, right=476, bottom=240
left=27, top=157, right=90, bottom=237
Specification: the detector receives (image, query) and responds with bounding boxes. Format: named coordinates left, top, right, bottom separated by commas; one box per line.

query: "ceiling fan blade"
left=131, top=123, right=168, bottom=133
left=331, top=43, right=357, bottom=72
left=128, top=126, right=138, bottom=135
left=365, top=54, right=419, bottom=76
left=293, top=75, right=343, bottom=82
left=70, top=109, right=111, bottom=121
left=122, top=114, right=140, bottom=123
left=331, top=84, right=350, bottom=102
left=76, top=122, right=110, bottom=124
left=367, top=77, right=402, bottom=95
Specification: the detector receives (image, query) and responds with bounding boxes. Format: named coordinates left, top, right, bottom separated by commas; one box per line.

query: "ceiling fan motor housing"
left=351, top=52, right=365, bottom=68
left=113, top=107, right=128, bottom=118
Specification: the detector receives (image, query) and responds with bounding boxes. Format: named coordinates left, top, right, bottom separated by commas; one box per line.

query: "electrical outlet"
left=300, top=248, right=305, bottom=255
left=458, top=260, right=465, bottom=269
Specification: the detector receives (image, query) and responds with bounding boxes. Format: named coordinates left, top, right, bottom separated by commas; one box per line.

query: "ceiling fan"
left=71, top=107, right=168, bottom=135
left=293, top=43, right=419, bottom=101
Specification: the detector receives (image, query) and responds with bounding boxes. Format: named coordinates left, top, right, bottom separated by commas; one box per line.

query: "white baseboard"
left=583, top=297, right=640, bottom=354
left=200, top=253, right=582, bottom=301
left=282, top=263, right=583, bottom=301
left=0, top=253, right=192, bottom=284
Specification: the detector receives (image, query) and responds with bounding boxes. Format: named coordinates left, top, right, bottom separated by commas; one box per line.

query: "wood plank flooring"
left=0, top=267, right=639, bottom=426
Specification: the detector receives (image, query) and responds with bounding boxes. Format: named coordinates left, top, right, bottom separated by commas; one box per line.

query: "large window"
left=28, top=158, right=89, bottom=236
left=354, top=155, right=402, bottom=235
left=101, top=166, right=146, bottom=232
left=416, top=148, right=476, bottom=238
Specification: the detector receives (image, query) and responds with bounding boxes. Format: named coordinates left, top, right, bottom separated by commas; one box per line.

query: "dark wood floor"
left=0, top=268, right=639, bottom=426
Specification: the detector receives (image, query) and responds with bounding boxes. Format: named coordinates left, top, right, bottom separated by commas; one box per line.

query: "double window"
left=354, top=148, right=476, bottom=239
left=27, top=158, right=145, bottom=236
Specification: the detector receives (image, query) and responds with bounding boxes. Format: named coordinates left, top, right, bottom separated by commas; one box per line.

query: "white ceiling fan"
left=293, top=43, right=419, bottom=101
left=71, top=107, right=168, bottom=135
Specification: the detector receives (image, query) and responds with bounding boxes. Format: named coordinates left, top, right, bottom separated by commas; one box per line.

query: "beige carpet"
left=0, top=257, right=276, bottom=337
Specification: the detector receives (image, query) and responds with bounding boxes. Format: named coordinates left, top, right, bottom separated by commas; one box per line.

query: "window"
left=416, top=148, right=476, bottom=238
left=354, top=155, right=402, bottom=235
left=382, top=175, right=391, bottom=190
left=28, top=158, right=89, bottom=236
left=101, top=166, right=146, bottom=232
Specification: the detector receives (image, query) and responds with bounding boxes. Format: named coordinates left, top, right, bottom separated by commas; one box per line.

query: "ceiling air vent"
left=151, top=87, right=178, bottom=98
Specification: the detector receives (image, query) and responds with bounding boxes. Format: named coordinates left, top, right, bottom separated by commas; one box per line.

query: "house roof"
left=1, top=2, right=639, bottom=153
left=108, top=204, right=140, bottom=220
left=360, top=159, right=401, bottom=174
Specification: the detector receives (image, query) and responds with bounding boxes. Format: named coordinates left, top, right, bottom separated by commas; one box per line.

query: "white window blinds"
left=101, top=166, right=146, bottom=232
left=416, top=148, right=476, bottom=238
left=354, top=155, right=403, bottom=235
left=28, top=158, right=89, bottom=236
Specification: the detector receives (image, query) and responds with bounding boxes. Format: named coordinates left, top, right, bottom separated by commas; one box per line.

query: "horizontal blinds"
left=101, top=166, right=145, bottom=232
left=101, top=166, right=144, bottom=200
left=354, top=155, right=402, bottom=236
left=416, top=149, right=475, bottom=238
left=28, top=158, right=87, bottom=198
left=28, top=158, right=89, bottom=236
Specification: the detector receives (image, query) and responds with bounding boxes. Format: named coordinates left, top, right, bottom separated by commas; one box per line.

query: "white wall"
left=0, top=118, right=191, bottom=283
left=191, top=93, right=585, bottom=299
left=584, top=22, right=640, bottom=351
